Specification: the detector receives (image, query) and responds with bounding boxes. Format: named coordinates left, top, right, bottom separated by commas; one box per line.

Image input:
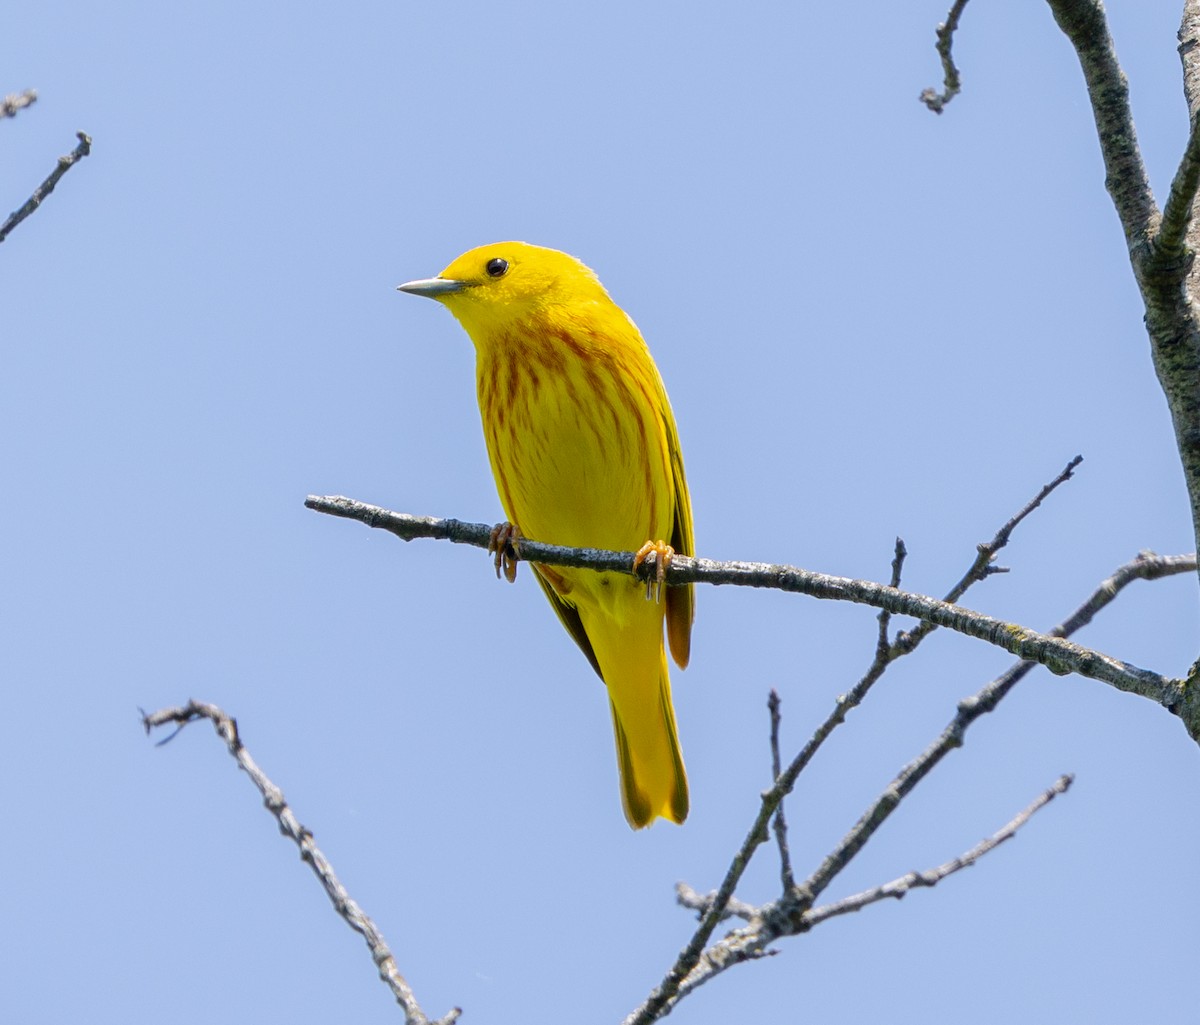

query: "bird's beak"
left=396, top=277, right=468, bottom=299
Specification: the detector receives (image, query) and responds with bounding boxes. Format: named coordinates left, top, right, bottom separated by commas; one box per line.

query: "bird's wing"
left=531, top=564, right=604, bottom=679
left=663, top=406, right=695, bottom=670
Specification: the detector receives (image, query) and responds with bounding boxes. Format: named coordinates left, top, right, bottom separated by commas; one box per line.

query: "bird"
left=397, top=242, right=695, bottom=828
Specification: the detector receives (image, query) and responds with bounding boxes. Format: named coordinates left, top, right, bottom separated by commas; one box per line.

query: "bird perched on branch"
left=398, top=242, right=695, bottom=828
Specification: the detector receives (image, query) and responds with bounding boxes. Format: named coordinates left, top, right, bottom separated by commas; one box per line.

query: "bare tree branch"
left=0, top=131, right=92, bottom=244
left=676, top=763, right=1074, bottom=935
left=779, top=775, right=1072, bottom=928
left=306, top=493, right=1192, bottom=737
left=1041, top=0, right=1200, bottom=583
left=1170, top=0, right=1200, bottom=598
left=757, top=480, right=1051, bottom=914
left=1177, top=0, right=1200, bottom=266
left=891, top=454, right=1082, bottom=655
left=749, top=459, right=1085, bottom=923
left=675, top=882, right=758, bottom=924
left=1, top=89, right=37, bottom=119
left=875, top=537, right=907, bottom=659
left=142, top=701, right=460, bottom=1025
left=1158, top=116, right=1200, bottom=265
left=1046, top=0, right=1160, bottom=254
left=766, top=690, right=795, bottom=893
left=666, top=776, right=1073, bottom=1009
left=801, top=547, right=1193, bottom=896
left=627, top=549, right=1188, bottom=1020
left=622, top=460, right=1190, bottom=1020
left=920, top=0, right=970, bottom=113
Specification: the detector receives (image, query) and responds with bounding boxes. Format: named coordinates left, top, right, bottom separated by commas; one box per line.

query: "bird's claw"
left=633, top=539, right=674, bottom=603
left=488, top=522, right=521, bottom=583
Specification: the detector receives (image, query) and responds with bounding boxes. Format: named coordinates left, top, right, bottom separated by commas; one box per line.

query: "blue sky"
left=4, top=1, right=1197, bottom=1022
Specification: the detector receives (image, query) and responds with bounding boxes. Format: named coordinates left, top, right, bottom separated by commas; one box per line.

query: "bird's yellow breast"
left=474, top=312, right=676, bottom=560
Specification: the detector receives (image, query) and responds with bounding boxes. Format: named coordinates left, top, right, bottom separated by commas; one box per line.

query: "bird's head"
left=397, top=242, right=612, bottom=337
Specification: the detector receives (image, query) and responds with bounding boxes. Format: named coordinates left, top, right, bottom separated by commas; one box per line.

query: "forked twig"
left=891, top=455, right=1083, bottom=655
left=803, top=774, right=1073, bottom=927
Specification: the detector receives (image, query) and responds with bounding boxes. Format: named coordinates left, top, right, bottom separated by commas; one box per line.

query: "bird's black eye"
left=486, top=257, right=509, bottom=278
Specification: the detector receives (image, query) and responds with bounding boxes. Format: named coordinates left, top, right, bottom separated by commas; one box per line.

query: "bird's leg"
left=633, top=539, right=674, bottom=603
left=488, top=521, right=521, bottom=583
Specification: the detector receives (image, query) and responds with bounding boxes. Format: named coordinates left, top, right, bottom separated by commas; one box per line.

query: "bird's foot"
left=488, top=522, right=521, bottom=583
left=633, top=539, right=674, bottom=603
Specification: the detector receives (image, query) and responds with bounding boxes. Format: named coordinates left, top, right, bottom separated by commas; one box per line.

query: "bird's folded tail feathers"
left=609, top=648, right=689, bottom=828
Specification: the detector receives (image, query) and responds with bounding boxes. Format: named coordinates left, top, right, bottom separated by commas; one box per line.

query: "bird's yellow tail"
left=608, top=646, right=689, bottom=828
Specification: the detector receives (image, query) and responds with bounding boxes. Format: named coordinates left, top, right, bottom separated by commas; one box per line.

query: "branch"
left=675, top=882, right=759, bottom=924
left=744, top=461, right=1084, bottom=926
left=803, top=549, right=1192, bottom=905
left=766, top=690, right=795, bottom=893
left=1046, top=0, right=1159, bottom=257
left=891, top=454, right=1082, bottom=655
left=1176, top=0, right=1200, bottom=266
left=919, top=0, right=970, bottom=113
left=2, top=89, right=37, bottom=119
left=629, top=550, right=1188, bottom=1019
left=1157, top=113, right=1200, bottom=265
left=640, top=530, right=923, bottom=1022
left=1168, top=1, right=1200, bottom=583
left=0, top=131, right=92, bottom=244
left=306, top=494, right=1191, bottom=737
left=669, top=776, right=1073, bottom=1009
left=1043, top=0, right=1200, bottom=574
left=142, top=701, right=460, bottom=1025
left=677, top=763, right=1071, bottom=931
left=784, top=775, right=1072, bottom=928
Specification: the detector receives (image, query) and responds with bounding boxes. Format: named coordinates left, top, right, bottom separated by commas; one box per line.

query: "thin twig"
left=677, top=767, right=1078, bottom=929
left=1, top=89, right=37, bottom=119
left=807, top=536, right=911, bottom=774
left=306, top=494, right=1189, bottom=737
left=675, top=883, right=758, bottom=924
left=943, top=454, right=1080, bottom=597
left=0, top=131, right=92, bottom=244
left=803, top=774, right=1073, bottom=927
left=920, top=0, right=970, bottom=113
left=767, top=690, right=795, bottom=893
left=875, top=537, right=907, bottom=660
left=142, top=701, right=460, bottom=1025
left=892, top=455, right=1083, bottom=655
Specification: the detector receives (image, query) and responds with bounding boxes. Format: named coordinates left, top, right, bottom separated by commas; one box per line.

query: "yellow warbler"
left=398, top=242, right=695, bottom=828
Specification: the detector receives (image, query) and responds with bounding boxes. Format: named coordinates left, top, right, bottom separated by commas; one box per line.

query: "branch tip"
left=920, top=0, right=971, bottom=114
left=1, top=89, right=37, bottom=119
left=0, top=129, right=93, bottom=243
